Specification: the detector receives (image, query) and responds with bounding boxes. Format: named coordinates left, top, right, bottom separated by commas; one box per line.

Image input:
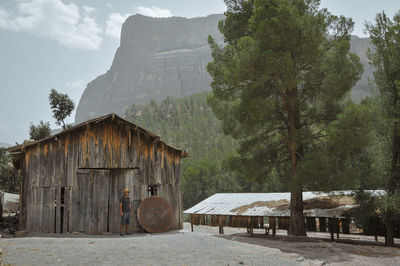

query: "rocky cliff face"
left=349, top=36, right=374, bottom=101
left=75, top=14, right=224, bottom=122
left=75, top=14, right=373, bottom=122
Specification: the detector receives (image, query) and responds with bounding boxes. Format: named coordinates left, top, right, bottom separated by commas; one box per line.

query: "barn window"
left=60, top=187, right=65, bottom=233
left=148, top=185, right=158, bottom=196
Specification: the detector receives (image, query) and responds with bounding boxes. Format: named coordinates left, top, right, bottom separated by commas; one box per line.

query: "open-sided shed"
left=9, top=113, right=188, bottom=234
left=184, top=191, right=384, bottom=237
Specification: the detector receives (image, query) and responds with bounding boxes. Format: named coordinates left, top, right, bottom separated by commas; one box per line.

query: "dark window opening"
left=148, top=185, right=158, bottom=196
left=54, top=188, right=57, bottom=233
left=60, top=187, right=65, bottom=233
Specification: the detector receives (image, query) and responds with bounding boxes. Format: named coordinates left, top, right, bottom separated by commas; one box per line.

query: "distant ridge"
left=0, top=142, right=11, bottom=148
left=75, top=15, right=374, bottom=122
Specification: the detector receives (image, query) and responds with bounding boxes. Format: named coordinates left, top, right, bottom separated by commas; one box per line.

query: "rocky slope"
left=350, top=36, right=375, bottom=101
left=75, top=14, right=373, bottom=122
left=75, top=14, right=224, bottom=122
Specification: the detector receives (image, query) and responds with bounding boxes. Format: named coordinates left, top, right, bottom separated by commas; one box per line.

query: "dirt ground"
left=189, top=223, right=400, bottom=265
left=0, top=227, right=315, bottom=266
left=0, top=223, right=399, bottom=265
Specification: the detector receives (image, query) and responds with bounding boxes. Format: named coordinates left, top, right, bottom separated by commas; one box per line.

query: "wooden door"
left=76, top=169, right=110, bottom=234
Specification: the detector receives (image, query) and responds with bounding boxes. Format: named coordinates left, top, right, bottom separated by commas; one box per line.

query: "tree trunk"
left=285, top=88, right=306, bottom=236
left=385, top=217, right=395, bottom=246
left=389, top=121, right=400, bottom=191
left=386, top=121, right=400, bottom=246
left=289, top=181, right=306, bottom=236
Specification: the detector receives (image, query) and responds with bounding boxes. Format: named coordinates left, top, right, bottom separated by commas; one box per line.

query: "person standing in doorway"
left=120, top=188, right=133, bottom=236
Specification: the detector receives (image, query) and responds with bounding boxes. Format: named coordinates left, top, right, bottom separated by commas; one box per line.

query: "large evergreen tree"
left=207, top=0, right=362, bottom=235
left=366, top=11, right=400, bottom=246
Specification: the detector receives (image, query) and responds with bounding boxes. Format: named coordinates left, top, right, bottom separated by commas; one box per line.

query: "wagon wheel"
left=137, top=196, right=173, bottom=233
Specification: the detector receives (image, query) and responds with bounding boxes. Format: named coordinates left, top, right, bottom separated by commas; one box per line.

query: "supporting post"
left=328, top=218, right=334, bottom=241
left=318, top=217, right=327, bottom=232
left=271, top=217, right=277, bottom=237
left=250, top=217, right=254, bottom=237
left=328, top=218, right=339, bottom=241
left=306, top=217, right=317, bottom=232
left=341, top=218, right=350, bottom=234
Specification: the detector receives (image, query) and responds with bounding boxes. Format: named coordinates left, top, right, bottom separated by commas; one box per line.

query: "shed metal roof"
left=184, top=191, right=384, bottom=218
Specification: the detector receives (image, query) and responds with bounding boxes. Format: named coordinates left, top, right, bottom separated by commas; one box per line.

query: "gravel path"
left=0, top=230, right=320, bottom=266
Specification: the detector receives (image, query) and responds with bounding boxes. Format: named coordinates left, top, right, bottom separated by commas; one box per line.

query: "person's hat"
left=123, top=188, right=130, bottom=193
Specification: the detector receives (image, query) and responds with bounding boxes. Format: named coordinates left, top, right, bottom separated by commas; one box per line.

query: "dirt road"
left=0, top=230, right=318, bottom=265
left=1, top=223, right=398, bottom=265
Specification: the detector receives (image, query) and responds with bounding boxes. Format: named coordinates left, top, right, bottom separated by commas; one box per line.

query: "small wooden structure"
left=185, top=192, right=382, bottom=238
left=8, top=114, right=188, bottom=234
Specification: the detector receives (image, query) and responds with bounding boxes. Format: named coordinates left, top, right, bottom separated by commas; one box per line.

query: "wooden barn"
left=8, top=113, right=188, bottom=234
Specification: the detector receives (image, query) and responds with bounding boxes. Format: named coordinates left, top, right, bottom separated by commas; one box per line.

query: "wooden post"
left=270, top=216, right=276, bottom=237
left=306, top=217, right=317, bottom=232
left=250, top=217, right=254, bottom=237
left=318, top=217, right=327, bottom=232
left=328, top=218, right=334, bottom=241
left=328, top=218, right=339, bottom=241
left=190, top=214, right=194, bottom=232
left=341, top=218, right=350, bottom=234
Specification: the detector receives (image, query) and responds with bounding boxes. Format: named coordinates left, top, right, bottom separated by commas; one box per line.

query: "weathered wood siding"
left=19, top=117, right=183, bottom=234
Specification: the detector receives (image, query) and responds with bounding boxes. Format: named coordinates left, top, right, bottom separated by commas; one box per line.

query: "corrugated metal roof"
left=184, top=191, right=384, bottom=218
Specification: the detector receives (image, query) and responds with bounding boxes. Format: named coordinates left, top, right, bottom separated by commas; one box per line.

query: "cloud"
left=105, top=12, right=130, bottom=40
left=67, top=79, right=86, bottom=89
left=137, top=6, right=172, bottom=18
left=82, top=5, right=95, bottom=15
left=0, top=0, right=102, bottom=50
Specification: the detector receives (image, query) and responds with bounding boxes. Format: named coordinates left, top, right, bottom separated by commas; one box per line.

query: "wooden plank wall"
left=20, top=117, right=183, bottom=234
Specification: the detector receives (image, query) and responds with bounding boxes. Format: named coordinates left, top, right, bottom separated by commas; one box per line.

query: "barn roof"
left=8, top=113, right=189, bottom=157
left=184, top=191, right=385, bottom=218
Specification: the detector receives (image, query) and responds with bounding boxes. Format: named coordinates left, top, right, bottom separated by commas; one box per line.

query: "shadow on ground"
left=218, top=232, right=400, bottom=264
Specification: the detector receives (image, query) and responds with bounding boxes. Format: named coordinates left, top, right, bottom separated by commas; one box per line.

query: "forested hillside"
left=125, top=92, right=287, bottom=208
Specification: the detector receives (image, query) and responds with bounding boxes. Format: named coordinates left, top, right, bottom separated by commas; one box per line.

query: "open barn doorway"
left=108, top=169, right=141, bottom=233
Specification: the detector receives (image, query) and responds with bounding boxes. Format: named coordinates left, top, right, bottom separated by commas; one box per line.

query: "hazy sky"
left=0, top=0, right=399, bottom=145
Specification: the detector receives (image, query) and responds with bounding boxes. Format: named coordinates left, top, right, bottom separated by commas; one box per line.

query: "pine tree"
left=207, top=0, right=362, bottom=235
left=366, top=11, right=400, bottom=246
